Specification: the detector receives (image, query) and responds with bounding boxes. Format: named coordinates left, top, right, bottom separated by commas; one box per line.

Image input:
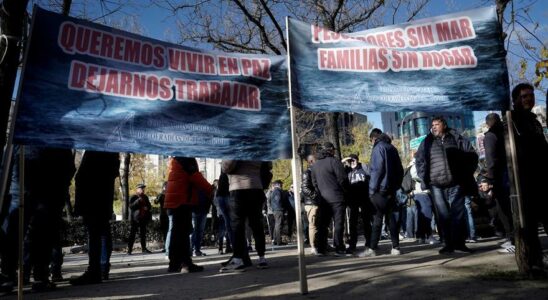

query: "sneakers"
left=465, top=237, right=478, bottom=243
left=181, top=263, right=204, bottom=273
left=497, top=245, right=516, bottom=254
left=391, top=248, right=401, bottom=255
left=219, top=258, right=246, bottom=273
left=69, top=271, right=102, bottom=285
left=51, top=273, right=64, bottom=283
left=193, top=251, right=206, bottom=257
left=455, top=245, right=474, bottom=253
left=142, top=248, right=152, bottom=254
left=31, top=280, right=56, bottom=293
left=257, top=257, right=269, bottom=269
left=428, top=237, right=441, bottom=245
left=438, top=246, right=454, bottom=254
left=500, top=241, right=513, bottom=249
left=345, top=248, right=356, bottom=255
left=358, top=248, right=376, bottom=258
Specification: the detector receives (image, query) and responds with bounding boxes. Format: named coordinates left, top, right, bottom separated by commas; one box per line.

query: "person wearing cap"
left=128, top=183, right=152, bottom=254
left=311, top=141, right=349, bottom=255
left=345, top=153, right=372, bottom=255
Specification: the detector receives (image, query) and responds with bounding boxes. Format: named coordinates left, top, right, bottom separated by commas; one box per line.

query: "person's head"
left=136, top=183, right=146, bottom=194
left=272, top=180, right=282, bottom=188
left=512, top=83, right=535, bottom=111
left=485, top=113, right=501, bottom=128
left=349, top=154, right=359, bottom=168
left=431, top=116, right=448, bottom=137
left=320, top=142, right=336, bottom=156
left=369, top=128, right=383, bottom=143
left=307, top=154, right=316, bottom=165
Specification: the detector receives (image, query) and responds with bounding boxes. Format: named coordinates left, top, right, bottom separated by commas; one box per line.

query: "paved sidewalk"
left=3, top=237, right=548, bottom=299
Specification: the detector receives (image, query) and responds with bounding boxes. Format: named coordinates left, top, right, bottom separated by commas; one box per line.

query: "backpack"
left=401, top=166, right=414, bottom=194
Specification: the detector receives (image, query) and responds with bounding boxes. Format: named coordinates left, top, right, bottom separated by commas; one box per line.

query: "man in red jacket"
left=164, top=157, right=212, bottom=273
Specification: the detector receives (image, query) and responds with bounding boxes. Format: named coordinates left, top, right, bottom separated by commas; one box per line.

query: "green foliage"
left=272, top=159, right=292, bottom=189
left=340, top=122, right=374, bottom=164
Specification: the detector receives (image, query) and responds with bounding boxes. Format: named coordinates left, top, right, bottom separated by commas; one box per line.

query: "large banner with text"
left=14, top=7, right=291, bottom=160
left=288, top=6, right=509, bottom=113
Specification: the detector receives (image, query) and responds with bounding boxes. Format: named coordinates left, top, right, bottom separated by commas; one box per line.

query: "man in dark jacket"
left=269, top=180, right=286, bottom=245
left=345, top=154, right=372, bottom=254
left=483, top=113, right=514, bottom=252
left=128, top=184, right=152, bottom=254
left=510, top=83, right=548, bottom=275
left=311, top=142, right=349, bottom=255
left=71, top=151, right=120, bottom=285
left=415, top=117, right=477, bottom=255
left=302, top=154, right=322, bottom=255
left=361, top=129, right=404, bottom=257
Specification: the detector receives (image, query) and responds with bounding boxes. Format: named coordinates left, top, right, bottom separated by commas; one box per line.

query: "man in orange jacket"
left=164, top=157, right=213, bottom=273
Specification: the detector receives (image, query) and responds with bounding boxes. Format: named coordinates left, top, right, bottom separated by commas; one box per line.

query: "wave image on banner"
left=14, top=7, right=291, bottom=160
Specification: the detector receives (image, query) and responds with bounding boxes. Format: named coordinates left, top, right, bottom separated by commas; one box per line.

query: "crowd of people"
left=0, top=83, right=546, bottom=294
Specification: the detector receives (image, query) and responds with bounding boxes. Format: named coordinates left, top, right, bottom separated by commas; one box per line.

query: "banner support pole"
left=17, top=146, right=24, bottom=300
left=286, top=16, right=308, bottom=295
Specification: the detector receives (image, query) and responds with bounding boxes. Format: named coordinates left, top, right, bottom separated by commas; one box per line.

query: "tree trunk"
left=120, top=152, right=131, bottom=220
left=326, top=112, right=342, bottom=160
left=0, top=0, right=29, bottom=161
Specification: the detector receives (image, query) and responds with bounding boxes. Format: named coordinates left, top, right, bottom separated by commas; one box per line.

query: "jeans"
left=318, top=201, right=346, bottom=252
left=347, top=199, right=372, bottom=249
left=273, top=211, right=284, bottom=244
left=414, top=193, right=433, bottom=240
left=406, top=205, right=418, bottom=239
left=83, top=217, right=112, bottom=275
left=370, top=192, right=400, bottom=250
left=464, top=196, right=476, bottom=239
left=229, top=189, right=266, bottom=259
left=167, top=205, right=193, bottom=269
left=191, top=211, right=207, bottom=253
left=431, top=185, right=466, bottom=249
left=215, top=196, right=234, bottom=249
left=165, top=215, right=173, bottom=256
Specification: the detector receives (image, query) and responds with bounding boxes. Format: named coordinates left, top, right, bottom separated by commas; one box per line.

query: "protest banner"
left=288, top=6, right=509, bottom=113
left=14, top=7, right=291, bottom=160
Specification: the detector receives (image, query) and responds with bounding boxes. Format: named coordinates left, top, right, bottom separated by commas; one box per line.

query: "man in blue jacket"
left=360, top=129, right=404, bottom=257
left=415, top=116, right=478, bottom=255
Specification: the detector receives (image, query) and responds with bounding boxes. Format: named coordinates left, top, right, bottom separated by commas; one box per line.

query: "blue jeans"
left=431, top=185, right=466, bottom=249
left=406, top=205, right=417, bottom=238
left=191, top=211, right=207, bottom=253
left=370, top=192, right=400, bottom=250
left=464, top=196, right=476, bottom=239
left=414, top=193, right=433, bottom=239
left=215, top=196, right=234, bottom=248
left=165, top=215, right=173, bottom=256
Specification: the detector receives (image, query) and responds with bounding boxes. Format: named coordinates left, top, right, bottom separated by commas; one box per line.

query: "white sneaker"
left=500, top=241, right=513, bottom=249
left=428, top=237, right=441, bottom=245
left=219, top=258, right=246, bottom=273
left=309, top=248, right=318, bottom=255
left=257, top=257, right=269, bottom=269
left=358, top=248, right=376, bottom=257
left=391, top=248, right=401, bottom=255
left=497, top=245, right=515, bottom=254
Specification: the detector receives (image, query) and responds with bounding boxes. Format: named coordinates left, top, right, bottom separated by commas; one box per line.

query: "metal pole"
left=286, top=16, right=308, bottom=295
left=504, top=111, right=524, bottom=227
left=17, top=146, right=24, bottom=300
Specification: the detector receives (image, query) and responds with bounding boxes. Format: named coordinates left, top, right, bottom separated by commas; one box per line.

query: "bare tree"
left=153, top=0, right=430, bottom=158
